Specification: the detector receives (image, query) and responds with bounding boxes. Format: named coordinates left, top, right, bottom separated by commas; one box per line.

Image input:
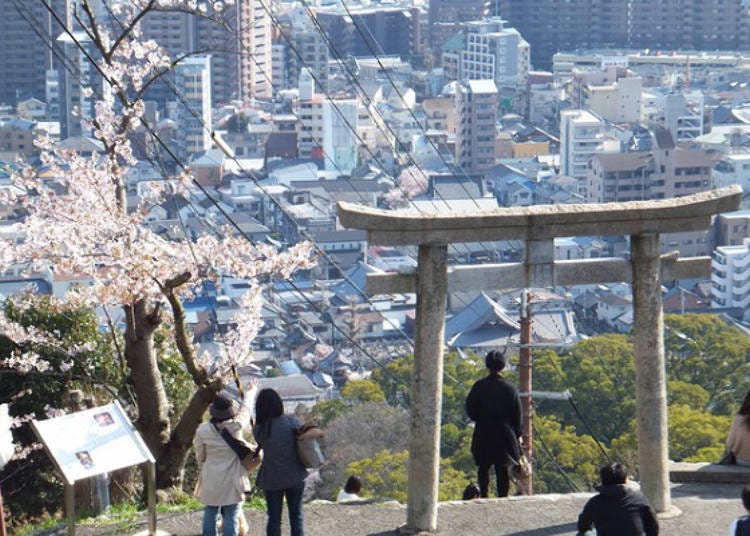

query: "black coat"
left=577, top=484, right=659, bottom=536
left=465, top=373, right=522, bottom=467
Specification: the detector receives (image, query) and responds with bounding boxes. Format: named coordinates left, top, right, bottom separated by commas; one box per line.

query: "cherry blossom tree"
left=383, top=165, right=429, bottom=207
left=0, top=0, right=315, bottom=488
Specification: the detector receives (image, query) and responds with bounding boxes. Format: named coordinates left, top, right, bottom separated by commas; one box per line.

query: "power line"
left=35, top=0, right=401, bottom=369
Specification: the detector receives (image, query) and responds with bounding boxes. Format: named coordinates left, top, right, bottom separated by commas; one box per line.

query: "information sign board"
left=31, top=401, right=153, bottom=484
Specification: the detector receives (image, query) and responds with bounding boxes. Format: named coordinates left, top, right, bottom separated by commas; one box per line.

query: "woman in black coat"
left=465, top=350, right=523, bottom=498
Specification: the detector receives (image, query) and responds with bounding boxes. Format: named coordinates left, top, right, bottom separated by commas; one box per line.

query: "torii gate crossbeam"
left=337, top=186, right=742, bottom=533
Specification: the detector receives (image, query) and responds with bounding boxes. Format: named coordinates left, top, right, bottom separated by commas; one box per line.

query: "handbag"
left=719, top=449, right=737, bottom=466
left=507, top=453, right=532, bottom=481
left=213, top=424, right=263, bottom=471
left=296, top=424, right=325, bottom=469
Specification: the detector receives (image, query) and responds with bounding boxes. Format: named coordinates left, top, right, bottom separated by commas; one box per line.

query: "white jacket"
left=193, top=397, right=253, bottom=506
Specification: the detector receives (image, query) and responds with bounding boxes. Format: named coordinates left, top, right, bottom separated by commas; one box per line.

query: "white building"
left=711, top=238, right=750, bottom=319
left=296, top=68, right=364, bottom=175
left=238, top=0, right=272, bottom=100
left=713, top=153, right=750, bottom=194
left=442, top=17, right=530, bottom=91
left=642, top=91, right=704, bottom=143
left=322, top=99, right=358, bottom=175
left=559, top=109, right=619, bottom=186
left=584, top=76, right=642, bottom=123
left=455, top=79, right=498, bottom=173
left=175, top=56, right=212, bottom=159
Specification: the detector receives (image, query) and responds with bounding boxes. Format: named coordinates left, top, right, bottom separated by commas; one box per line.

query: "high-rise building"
left=0, top=0, right=71, bottom=106
left=455, top=80, right=498, bottom=173
left=140, top=0, right=271, bottom=108
left=174, top=56, right=212, bottom=159
left=57, top=31, right=104, bottom=138
left=316, top=5, right=422, bottom=64
left=492, top=0, right=750, bottom=69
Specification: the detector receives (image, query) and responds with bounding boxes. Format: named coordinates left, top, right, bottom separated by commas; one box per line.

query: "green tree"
left=534, top=335, right=637, bottom=444
left=0, top=295, right=120, bottom=526
left=371, top=351, right=484, bottom=428
left=668, top=404, right=731, bottom=461
left=664, top=314, right=750, bottom=415
left=533, top=415, right=603, bottom=493
left=347, top=449, right=468, bottom=503
left=340, top=379, right=385, bottom=404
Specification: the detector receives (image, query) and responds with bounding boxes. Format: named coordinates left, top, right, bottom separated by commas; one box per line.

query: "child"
left=729, top=484, right=750, bottom=535
left=337, top=475, right=363, bottom=502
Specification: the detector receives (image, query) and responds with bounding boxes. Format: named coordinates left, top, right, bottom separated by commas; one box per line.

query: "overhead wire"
left=36, top=0, right=401, bottom=369
left=269, top=0, right=520, bottom=324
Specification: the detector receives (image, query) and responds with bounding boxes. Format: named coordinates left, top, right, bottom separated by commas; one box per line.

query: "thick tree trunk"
left=156, top=383, right=222, bottom=489
left=123, top=300, right=170, bottom=465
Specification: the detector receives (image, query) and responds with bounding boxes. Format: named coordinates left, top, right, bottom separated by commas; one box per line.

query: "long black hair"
left=255, top=388, right=284, bottom=439
left=739, top=389, right=750, bottom=429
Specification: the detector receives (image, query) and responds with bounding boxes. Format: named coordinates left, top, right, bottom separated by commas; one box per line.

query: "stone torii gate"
left=337, top=185, right=741, bottom=533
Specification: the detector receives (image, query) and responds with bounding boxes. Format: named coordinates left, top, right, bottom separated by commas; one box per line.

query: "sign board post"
left=0, top=403, right=15, bottom=536
left=31, top=401, right=157, bottom=535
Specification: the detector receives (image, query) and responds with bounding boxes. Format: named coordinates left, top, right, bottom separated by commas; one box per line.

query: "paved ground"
left=34, top=481, right=749, bottom=535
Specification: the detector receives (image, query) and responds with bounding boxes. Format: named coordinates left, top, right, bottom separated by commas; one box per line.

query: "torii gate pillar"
left=406, top=244, right=448, bottom=531
left=631, top=233, right=670, bottom=512
left=338, top=186, right=741, bottom=532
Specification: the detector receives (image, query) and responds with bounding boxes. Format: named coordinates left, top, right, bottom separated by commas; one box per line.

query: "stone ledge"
left=669, top=462, right=750, bottom=483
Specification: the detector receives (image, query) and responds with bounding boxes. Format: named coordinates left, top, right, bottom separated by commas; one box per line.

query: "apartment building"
left=493, top=0, right=750, bottom=69
left=295, top=69, right=361, bottom=176
left=140, top=0, right=272, bottom=107
left=711, top=238, right=750, bottom=318
left=0, top=0, right=70, bottom=106
left=174, top=56, right=212, bottom=159
left=584, top=77, right=642, bottom=124
left=455, top=80, right=498, bottom=173
left=442, top=18, right=530, bottom=91
left=316, top=5, right=422, bottom=64
left=559, top=109, right=619, bottom=187
left=715, top=211, right=750, bottom=247
left=428, top=0, right=488, bottom=61
left=491, top=0, right=628, bottom=69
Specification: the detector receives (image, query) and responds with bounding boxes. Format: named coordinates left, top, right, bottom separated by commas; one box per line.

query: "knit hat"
left=209, top=392, right=238, bottom=421
left=485, top=350, right=507, bottom=372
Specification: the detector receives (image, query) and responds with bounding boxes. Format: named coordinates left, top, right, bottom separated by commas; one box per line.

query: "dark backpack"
left=735, top=515, right=750, bottom=536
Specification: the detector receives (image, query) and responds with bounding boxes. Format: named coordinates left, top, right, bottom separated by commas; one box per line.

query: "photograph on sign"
left=32, top=401, right=153, bottom=483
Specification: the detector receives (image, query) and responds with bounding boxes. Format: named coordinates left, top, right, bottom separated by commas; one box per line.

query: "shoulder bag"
left=213, top=423, right=262, bottom=472
left=296, top=424, right=325, bottom=469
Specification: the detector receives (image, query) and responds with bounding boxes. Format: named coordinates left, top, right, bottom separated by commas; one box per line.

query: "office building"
left=428, top=0, right=487, bottom=61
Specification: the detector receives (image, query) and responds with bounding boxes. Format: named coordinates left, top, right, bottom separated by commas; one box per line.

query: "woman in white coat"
left=194, top=388, right=255, bottom=536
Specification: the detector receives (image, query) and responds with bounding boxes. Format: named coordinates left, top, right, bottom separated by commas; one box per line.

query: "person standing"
left=727, top=389, right=750, bottom=466
left=253, top=388, right=309, bottom=536
left=465, top=349, right=522, bottom=498
left=577, top=462, right=658, bottom=536
left=194, top=387, right=255, bottom=536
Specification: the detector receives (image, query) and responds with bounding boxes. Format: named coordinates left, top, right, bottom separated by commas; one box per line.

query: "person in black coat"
left=465, top=350, right=523, bottom=498
left=577, top=462, right=659, bottom=536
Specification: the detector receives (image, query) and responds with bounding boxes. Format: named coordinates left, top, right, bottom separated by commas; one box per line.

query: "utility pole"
left=519, top=289, right=533, bottom=494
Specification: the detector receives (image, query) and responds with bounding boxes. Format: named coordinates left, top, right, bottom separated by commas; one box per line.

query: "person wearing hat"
left=465, top=349, right=522, bottom=498
left=194, top=383, right=257, bottom=536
